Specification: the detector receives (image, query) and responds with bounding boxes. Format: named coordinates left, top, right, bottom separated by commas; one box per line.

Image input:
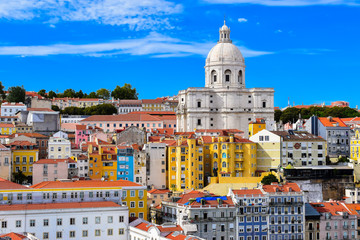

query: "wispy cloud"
left=203, top=0, right=359, bottom=6
left=0, top=0, right=183, bottom=30
left=0, top=32, right=273, bottom=58
left=285, top=48, right=334, bottom=55
left=238, top=18, right=248, bottom=23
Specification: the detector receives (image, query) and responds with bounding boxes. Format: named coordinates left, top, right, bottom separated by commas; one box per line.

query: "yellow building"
left=0, top=179, right=147, bottom=220
left=0, top=123, right=16, bottom=135
left=167, top=133, right=257, bottom=191
left=351, top=129, right=360, bottom=161
left=8, top=141, right=38, bottom=183
left=88, top=141, right=117, bottom=181
left=248, top=118, right=266, bottom=137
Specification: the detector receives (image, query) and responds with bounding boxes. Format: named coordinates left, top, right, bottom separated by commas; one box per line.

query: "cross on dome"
left=219, top=20, right=231, bottom=43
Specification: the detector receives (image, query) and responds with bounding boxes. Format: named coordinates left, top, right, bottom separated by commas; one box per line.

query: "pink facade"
left=33, top=158, right=77, bottom=184
left=80, top=113, right=176, bottom=133
left=75, top=125, right=102, bottom=147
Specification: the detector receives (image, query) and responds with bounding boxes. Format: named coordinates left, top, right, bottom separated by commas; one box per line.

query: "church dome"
left=206, top=42, right=244, bottom=64
left=205, top=21, right=244, bottom=66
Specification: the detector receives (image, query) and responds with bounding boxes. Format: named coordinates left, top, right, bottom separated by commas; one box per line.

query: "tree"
left=12, top=171, right=27, bottom=184
left=61, top=106, right=85, bottom=115
left=88, top=92, right=98, bottom=98
left=51, top=105, right=60, bottom=111
left=111, top=83, right=138, bottom=99
left=75, top=90, right=84, bottom=98
left=63, top=88, right=76, bottom=98
left=261, top=174, right=279, bottom=185
left=38, top=89, right=46, bottom=97
left=48, top=90, right=57, bottom=99
left=7, top=86, right=25, bottom=103
left=84, top=104, right=117, bottom=115
left=96, top=88, right=110, bottom=100
left=274, top=110, right=282, bottom=123
left=0, top=81, right=5, bottom=100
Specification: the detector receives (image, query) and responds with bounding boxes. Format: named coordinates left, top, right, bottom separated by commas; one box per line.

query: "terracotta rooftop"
left=262, top=183, right=301, bottom=193
left=318, top=117, right=347, bottom=128
left=0, top=201, right=121, bottom=211
left=0, top=232, right=28, bottom=240
left=148, top=189, right=170, bottom=194
left=9, top=132, right=48, bottom=138
left=1, top=102, right=26, bottom=106
left=81, top=113, right=162, bottom=122
left=31, top=179, right=142, bottom=189
left=34, top=158, right=76, bottom=164
left=233, top=189, right=264, bottom=196
left=0, top=178, right=29, bottom=190
left=0, top=123, right=15, bottom=127
left=75, top=124, right=102, bottom=130
left=310, top=202, right=354, bottom=216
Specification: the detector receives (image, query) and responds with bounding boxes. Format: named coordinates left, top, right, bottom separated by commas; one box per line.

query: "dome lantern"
left=219, top=20, right=232, bottom=43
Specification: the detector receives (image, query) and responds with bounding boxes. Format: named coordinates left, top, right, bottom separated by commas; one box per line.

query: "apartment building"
left=351, top=128, right=360, bottom=161
left=0, top=144, right=11, bottom=180
left=48, top=137, right=71, bottom=159
left=1, top=102, right=27, bottom=116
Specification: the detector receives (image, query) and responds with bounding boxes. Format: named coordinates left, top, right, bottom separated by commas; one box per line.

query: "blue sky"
left=0, top=0, right=359, bottom=108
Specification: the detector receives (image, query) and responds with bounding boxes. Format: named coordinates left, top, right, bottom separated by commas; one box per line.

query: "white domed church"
left=176, top=21, right=275, bottom=136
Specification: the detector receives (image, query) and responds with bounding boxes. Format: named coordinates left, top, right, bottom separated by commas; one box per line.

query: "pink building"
left=311, top=202, right=357, bottom=240
left=32, top=158, right=78, bottom=184
left=75, top=125, right=102, bottom=147
left=80, top=112, right=176, bottom=133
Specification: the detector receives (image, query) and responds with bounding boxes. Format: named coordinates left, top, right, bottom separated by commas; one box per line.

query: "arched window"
left=238, top=70, right=243, bottom=84
left=222, top=161, right=227, bottom=168
left=222, top=153, right=226, bottom=158
left=214, top=153, right=218, bottom=158
left=211, top=70, right=217, bottom=83
left=225, top=69, right=231, bottom=82
left=214, top=162, right=218, bottom=168
left=213, top=144, right=218, bottom=150
left=222, top=144, right=226, bottom=150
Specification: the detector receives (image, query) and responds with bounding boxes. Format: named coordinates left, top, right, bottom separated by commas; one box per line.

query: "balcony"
left=343, top=225, right=349, bottom=230
left=326, top=226, right=331, bottom=230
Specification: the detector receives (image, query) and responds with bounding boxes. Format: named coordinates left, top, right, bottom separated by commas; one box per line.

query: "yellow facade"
left=88, top=143, right=117, bottom=181
left=351, top=129, right=360, bottom=161
left=122, top=188, right=148, bottom=219
left=0, top=124, right=16, bottom=135
left=167, top=135, right=257, bottom=191
left=11, top=146, right=39, bottom=181
left=256, top=142, right=282, bottom=172
left=248, top=119, right=266, bottom=137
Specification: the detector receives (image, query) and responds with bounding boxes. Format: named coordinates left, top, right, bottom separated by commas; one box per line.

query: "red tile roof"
left=318, top=117, right=347, bottom=127
left=157, top=225, right=183, bottom=233
left=0, top=123, right=15, bottom=127
left=1, top=102, right=26, bottom=106
left=0, top=178, right=29, bottom=190
left=148, top=189, right=170, bottom=194
left=9, top=132, right=48, bottom=138
left=0, top=232, right=28, bottom=240
left=345, top=203, right=360, bottom=216
left=75, top=125, right=101, bottom=130
left=0, top=201, right=121, bottom=211
left=311, top=202, right=353, bottom=216
left=31, top=180, right=142, bottom=189
left=262, top=183, right=301, bottom=193
left=81, top=113, right=162, bottom=122
left=34, top=158, right=76, bottom=164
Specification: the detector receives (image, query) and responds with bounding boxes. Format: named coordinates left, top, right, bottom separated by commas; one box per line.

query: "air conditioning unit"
left=7, top=200, right=12, bottom=205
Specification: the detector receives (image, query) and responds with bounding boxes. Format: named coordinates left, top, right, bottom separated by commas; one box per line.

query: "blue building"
left=263, top=183, right=305, bottom=240
left=230, top=189, right=268, bottom=240
left=117, top=145, right=134, bottom=181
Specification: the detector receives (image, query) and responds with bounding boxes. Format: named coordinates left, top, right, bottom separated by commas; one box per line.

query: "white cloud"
left=0, top=0, right=183, bottom=30
left=275, top=29, right=282, bottom=33
left=0, top=33, right=273, bottom=58
left=203, top=0, right=359, bottom=6
left=238, top=18, right=248, bottom=23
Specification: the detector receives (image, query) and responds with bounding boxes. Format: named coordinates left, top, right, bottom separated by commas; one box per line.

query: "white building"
left=1, top=102, right=27, bottom=116
left=144, top=142, right=167, bottom=189
left=345, top=188, right=360, bottom=204
left=77, top=154, right=89, bottom=178
left=117, top=100, right=142, bottom=114
left=48, top=137, right=71, bottom=159
left=176, top=22, right=274, bottom=137
left=0, top=201, right=128, bottom=240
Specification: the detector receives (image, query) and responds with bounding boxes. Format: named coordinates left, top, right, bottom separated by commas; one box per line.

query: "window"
left=197, top=119, right=202, bottom=126
left=70, top=218, right=75, bottom=225
left=108, top=216, right=113, bottom=223
left=1, top=221, right=7, bottom=228
left=95, top=229, right=101, bottom=236
left=197, top=101, right=201, bottom=108
left=43, top=232, right=49, bottom=239
left=57, top=218, right=62, bottom=226
left=16, top=220, right=21, bottom=228
left=82, top=230, right=88, bottom=237
left=130, top=190, right=135, bottom=197
left=119, top=216, right=124, bottom=222
left=108, top=229, right=113, bottom=236
left=29, top=219, right=35, bottom=227
left=69, top=231, right=75, bottom=238
left=262, top=102, right=266, bottom=108
left=119, top=228, right=124, bottom=235
left=225, top=69, right=231, bottom=82
left=56, top=231, right=62, bottom=239
left=43, top=219, right=49, bottom=226
left=82, top=217, right=88, bottom=224
left=130, top=201, right=135, bottom=208
left=95, top=217, right=101, bottom=224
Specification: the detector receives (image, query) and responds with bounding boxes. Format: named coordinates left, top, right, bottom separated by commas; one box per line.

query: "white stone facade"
left=1, top=102, right=27, bottom=116
left=0, top=202, right=129, bottom=239
left=177, top=22, right=274, bottom=137
left=48, top=137, right=71, bottom=159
